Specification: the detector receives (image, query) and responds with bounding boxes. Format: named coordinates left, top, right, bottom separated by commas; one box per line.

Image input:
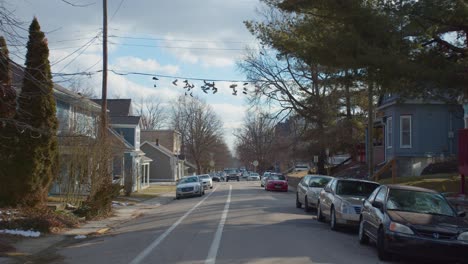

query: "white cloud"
left=113, top=56, right=179, bottom=75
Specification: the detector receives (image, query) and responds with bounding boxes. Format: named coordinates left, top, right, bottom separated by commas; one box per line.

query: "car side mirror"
left=324, top=187, right=331, bottom=193
left=457, top=211, right=466, bottom=217
left=372, top=201, right=384, bottom=211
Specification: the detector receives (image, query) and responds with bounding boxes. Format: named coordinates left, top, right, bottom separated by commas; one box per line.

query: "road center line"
left=205, top=185, right=232, bottom=264
left=130, top=186, right=219, bottom=264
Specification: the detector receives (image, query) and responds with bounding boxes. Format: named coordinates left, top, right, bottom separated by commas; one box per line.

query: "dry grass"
left=379, top=173, right=466, bottom=194
left=122, top=185, right=176, bottom=201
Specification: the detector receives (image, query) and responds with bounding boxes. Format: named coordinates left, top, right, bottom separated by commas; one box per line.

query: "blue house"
left=373, top=94, right=464, bottom=176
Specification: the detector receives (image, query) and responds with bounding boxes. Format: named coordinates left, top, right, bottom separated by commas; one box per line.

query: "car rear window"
left=335, top=181, right=379, bottom=197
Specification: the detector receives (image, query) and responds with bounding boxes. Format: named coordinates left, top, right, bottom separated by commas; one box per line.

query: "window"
left=367, top=186, right=381, bottom=202
left=374, top=187, right=387, bottom=203
left=386, top=117, right=392, bottom=148
left=301, top=176, right=310, bottom=187
left=400, top=115, right=412, bottom=148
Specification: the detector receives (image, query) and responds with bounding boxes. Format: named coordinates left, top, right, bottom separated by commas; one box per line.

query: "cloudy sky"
left=6, top=0, right=264, bottom=152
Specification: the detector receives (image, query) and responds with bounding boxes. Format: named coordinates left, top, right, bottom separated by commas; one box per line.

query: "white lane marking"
left=205, top=185, right=232, bottom=264
left=130, top=186, right=219, bottom=264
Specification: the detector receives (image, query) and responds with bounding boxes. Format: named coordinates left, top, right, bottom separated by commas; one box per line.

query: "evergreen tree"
left=13, top=17, right=58, bottom=206
left=0, top=36, right=15, bottom=119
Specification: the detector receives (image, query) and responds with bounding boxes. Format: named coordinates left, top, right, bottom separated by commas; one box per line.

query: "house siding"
left=113, top=128, right=135, bottom=147
left=141, top=144, right=175, bottom=181
left=380, top=103, right=463, bottom=176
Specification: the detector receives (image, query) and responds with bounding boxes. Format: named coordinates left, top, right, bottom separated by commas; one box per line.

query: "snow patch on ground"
left=0, top=229, right=41, bottom=237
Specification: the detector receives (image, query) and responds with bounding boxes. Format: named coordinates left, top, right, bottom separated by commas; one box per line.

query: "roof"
left=141, top=141, right=175, bottom=158
left=108, top=127, right=133, bottom=150
left=10, top=62, right=101, bottom=112
left=335, top=178, right=379, bottom=184
left=385, top=184, right=438, bottom=193
left=92, top=99, right=132, bottom=116
left=184, top=160, right=197, bottom=169
left=109, top=115, right=141, bottom=125
left=141, top=156, right=153, bottom=163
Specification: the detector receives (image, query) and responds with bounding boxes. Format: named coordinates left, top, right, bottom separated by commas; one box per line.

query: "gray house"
left=141, top=141, right=184, bottom=182
left=92, top=99, right=152, bottom=192
left=373, top=94, right=464, bottom=176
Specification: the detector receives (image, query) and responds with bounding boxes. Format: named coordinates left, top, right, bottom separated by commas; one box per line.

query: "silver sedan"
left=317, top=178, right=379, bottom=230
left=296, top=175, right=333, bottom=212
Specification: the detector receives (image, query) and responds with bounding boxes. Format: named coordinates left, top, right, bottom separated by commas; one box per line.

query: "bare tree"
left=170, top=95, right=223, bottom=174
left=135, top=98, right=168, bottom=130
left=68, top=78, right=97, bottom=98
left=234, top=112, right=276, bottom=173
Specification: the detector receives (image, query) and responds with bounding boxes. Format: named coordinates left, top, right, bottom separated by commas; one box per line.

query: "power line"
left=109, top=35, right=255, bottom=44
left=108, top=41, right=254, bottom=51
left=110, top=0, right=125, bottom=22
left=109, top=69, right=258, bottom=83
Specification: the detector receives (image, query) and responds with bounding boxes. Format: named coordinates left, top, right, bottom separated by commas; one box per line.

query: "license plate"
left=275, top=185, right=282, bottom=189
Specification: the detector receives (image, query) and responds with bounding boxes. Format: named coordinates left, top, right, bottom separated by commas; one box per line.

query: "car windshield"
left=179, top=177, right=198, bottom=184
left=335, top=181, right=379, bottom=197
left=269, top=175, right=285, bottom=181
left=199, top=175, right=210, bottom=179
left=309, top=177, right=331, bottom=188
left=386, top=189, right=455, bottom=216
left=225, top=169, right=237, bottom=174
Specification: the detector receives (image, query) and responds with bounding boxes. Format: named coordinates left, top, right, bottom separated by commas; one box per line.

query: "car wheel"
left=358, top=218, right=369, bottom=245
left=210, top=186, right=213, bottom=189
left=377, top=227, right=391, bottom=261
left=304, top=196, right=311, bottom=212
left=296, top=193, right=302, bottom=208
left=317, top=202, right=325, bottom=222
left=176, top=196, right=180, bottom=200
left=261, top=183, right=264, bottom=187
left=330, top=207, right=338, bottom=231
left=237, top=178, right=239, bottom=182
left=227, top=179, right=229, bottom=182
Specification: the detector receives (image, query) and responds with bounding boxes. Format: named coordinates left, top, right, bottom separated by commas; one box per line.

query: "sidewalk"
left=3, top=192, right=175, bottom=260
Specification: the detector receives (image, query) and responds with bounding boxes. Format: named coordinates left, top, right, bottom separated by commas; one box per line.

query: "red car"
left=264, top=174, right=288, bottom=192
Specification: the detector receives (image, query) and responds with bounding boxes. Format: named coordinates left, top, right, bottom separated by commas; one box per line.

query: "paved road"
left=29, top=182, right=436, bottom=264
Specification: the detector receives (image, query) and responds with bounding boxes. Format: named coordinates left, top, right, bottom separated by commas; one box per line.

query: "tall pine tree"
left=0, top=36, right=15, bottom=119
left=0, top=36, right=18, bottom=205
left=13, top=17, right=58, bottom=206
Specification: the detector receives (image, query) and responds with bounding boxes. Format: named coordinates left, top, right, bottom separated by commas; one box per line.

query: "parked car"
left=247, top=172, right=260, bottom=181
left=212, top=172, right=225, bottom=182
left=294, top=163, right=310, bottom=172
left=176, top=176, right=204, bottom=199
left=317, top=178, right=379, bottom=230
left=198, top=174, right=213, bottom=189
left=359, top=184, right=468, bottom=262
left=296, top=175, right=333, bottom=212
left=241, top=171, right=250, bottom=180
left=224, top=168, right=240, bottom=182
left=260, top=172, right=271, bottom=187
left=264, top=174, right=288, bottom=192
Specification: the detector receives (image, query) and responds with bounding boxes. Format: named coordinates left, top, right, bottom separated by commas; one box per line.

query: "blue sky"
left=7, top=0, right=264, bottom=151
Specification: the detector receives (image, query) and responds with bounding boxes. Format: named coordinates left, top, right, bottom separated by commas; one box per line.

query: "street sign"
left=209, top=160, right=215, bottom=167
left=252, top=160, right=259, bottom=167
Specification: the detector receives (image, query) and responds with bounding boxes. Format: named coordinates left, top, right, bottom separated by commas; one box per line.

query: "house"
left=92, top=99, right=152, bottom=192
left=140, top=130, right=186, bottom=182
left=372, top=94, right=464, bottom=176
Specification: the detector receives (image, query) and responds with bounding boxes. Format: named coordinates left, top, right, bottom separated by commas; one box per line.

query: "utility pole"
left=100, top=0, right=108, bottom=139
left=367, top=80, right=374, bottom=179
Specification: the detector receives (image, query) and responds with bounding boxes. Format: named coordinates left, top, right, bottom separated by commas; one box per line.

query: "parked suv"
left=224, top=168, right=240, bottom=182
left=317, top=178, right=379, bottom=230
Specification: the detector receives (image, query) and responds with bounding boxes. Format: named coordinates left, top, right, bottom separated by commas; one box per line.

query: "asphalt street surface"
left=30, top=181, right=444, bottom=264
